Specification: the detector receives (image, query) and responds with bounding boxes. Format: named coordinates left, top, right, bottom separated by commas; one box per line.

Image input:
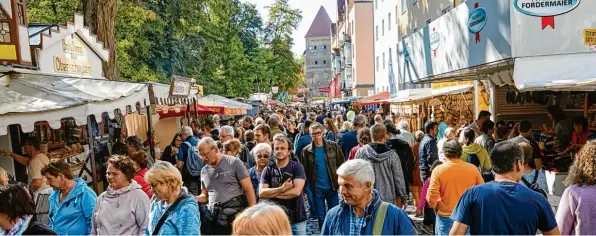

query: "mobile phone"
left=281, top=172, right=293, bottom=184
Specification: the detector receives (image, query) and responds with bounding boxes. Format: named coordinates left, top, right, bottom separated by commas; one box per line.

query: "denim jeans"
left=305, top=184, right=316, bottom=216
left=314, top=188, right=339, bottom=230
left=291, top=221, right=307, bottom=236
left=435, top=215, right=454, bottom=235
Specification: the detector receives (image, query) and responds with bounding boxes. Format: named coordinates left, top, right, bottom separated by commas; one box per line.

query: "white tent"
left=0, top=72, right=149, bottom=135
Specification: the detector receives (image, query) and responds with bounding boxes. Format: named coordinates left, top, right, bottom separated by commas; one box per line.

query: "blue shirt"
left=437, top=122, right=449, bottom=140
left=451, top=181, right=557, bottom=235
left=315, top=146, right=332, bottom=190
left=349, top=200, right=373, bottom=235
left=340, top=130, right=358, bottom=160
left=248, top=167, right=261, bottom=201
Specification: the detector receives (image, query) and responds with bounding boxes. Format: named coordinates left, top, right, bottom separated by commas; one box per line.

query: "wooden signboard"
left=169, top=75, right=192, bottom=98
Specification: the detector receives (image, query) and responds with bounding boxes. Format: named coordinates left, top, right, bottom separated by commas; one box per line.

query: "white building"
left=373, top=0, right=399, bottom=96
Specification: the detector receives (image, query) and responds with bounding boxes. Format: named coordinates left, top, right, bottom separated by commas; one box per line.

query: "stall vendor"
left=560, top=116, right=595, bottom=156
left=0, top=137, right=52, bottom=201
left=546, top=105, right=573, bottom=154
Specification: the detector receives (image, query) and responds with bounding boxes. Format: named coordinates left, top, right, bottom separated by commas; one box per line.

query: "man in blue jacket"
left=339, top=114, right=367, bottom=160
left=419, top=121, right=439, bottom=182
left=322, top=159, right=415, bottom=235
left=42, top=161, right=97, bottom=235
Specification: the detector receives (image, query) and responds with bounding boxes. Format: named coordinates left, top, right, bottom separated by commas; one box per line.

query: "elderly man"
left=450, top=142, right=560, bottom=235
left=260, top=135, right=307, bottom=235
left=397, top=120, right=414, bottom=146
left=197, top=137, right=256, bottom=235
left=321, top=159, right=415, bottom=235
left=301, top=122, right=345, bottom=230
left=355, top=124, right=408, bottom=207
left=176, top=126, right=202, bottom=195
left=220, top=125, right=250, bottom=164
left=427, top=139, right=484, bottom=235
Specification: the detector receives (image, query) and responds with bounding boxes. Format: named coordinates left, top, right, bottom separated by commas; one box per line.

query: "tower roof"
left=305, top=6, right=332, bottom=37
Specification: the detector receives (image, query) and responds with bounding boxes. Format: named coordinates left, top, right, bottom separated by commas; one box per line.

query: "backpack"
left=521, top=169, right=548, bottom=198
left=182, top=141, right=204, bottom=177
left=466, top=153, right=481, bottom=169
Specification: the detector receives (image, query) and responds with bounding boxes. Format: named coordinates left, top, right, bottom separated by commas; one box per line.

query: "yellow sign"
left=62, top=37, right=85, bottom=56
left=53, top=56, right=92, bottom=75
left=431, top=80, right=474, bottom=89
left=584, top=29, right=596, bottom=45
left=0, top=45, right=17, bottom=60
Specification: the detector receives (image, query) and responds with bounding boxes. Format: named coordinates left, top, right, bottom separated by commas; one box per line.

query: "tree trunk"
left=95, top=0, right=119, bottom=80
left=82, top=0, right=97, bottom=33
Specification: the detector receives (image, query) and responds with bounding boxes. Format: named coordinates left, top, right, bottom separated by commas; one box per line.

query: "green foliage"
left=26, top=0, right=305, bottom=98
left=27, top=0, right=82, bottom=24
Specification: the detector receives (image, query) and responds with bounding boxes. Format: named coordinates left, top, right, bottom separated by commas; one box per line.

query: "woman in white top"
left=437, top=127, right=456, bottom=162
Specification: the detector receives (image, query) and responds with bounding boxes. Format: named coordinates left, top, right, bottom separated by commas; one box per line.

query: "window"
left=442, top=5, right=452, bottom=15
left=375, top=25, right=379, bottom=40
left=351, top=21, right=354, bottom=35
left=16, top=0, right=25, bottom=25
left=324, top=45, right=327, bottom=49
left=382, top=53, right=386, bottom=69
left=315, top=61, right=318, bottom=65
left=396, top=44, right=399, bottom=62
left=376, top=56, right=379, bottom=71
left=0, top=22, right=10, bottom=43
left=395, top=6, right=398, bottom=22
left=314, top=46, right=317, bottom=50
left=375, top=0, right=378, bottom=9
left=382, top=20, right=385, bottom=36
left=323, top=60, right=327, bottom=64
left=389, top=49, right=392, bottom=65
left=388, top=13, right=392, bottom=30
left=426, top=18, right=432, bottom=25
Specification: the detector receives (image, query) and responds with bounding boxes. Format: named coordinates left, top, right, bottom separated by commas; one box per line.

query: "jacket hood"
left=186, top=136, right=198, bottom=146
left=463, top=143, right=484, bottom=154
left=358, top=144, right=394, bottom=162
left=105, top=181, right=142, bottom=198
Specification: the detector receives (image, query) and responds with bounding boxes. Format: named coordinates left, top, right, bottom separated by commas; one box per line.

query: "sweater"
left=556, top=184, right=596, bottom=235
left=91, top=181, right=151, bottom=235
left=355, top=144, right=407, bottom=203
left=460, top=143, right=492, bottom=171
left=427, top=158, right=484, bottom=217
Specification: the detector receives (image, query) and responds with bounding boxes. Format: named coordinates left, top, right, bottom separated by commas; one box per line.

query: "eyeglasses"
left=311, top=132, right=322, bottom=137
left=256, top=154, right=270, bottom=159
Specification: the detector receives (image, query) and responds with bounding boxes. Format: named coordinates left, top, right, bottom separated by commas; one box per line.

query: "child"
left=539, top=124, right=554, bottom=152
left=417, top=160, right=443, bottom=233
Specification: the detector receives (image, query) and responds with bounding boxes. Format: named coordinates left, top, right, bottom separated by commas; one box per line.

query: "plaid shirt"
left=348, top=201, right=373, bottom=235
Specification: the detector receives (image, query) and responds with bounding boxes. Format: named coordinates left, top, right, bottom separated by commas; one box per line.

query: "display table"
left=545, top=170, right=568, bottom=197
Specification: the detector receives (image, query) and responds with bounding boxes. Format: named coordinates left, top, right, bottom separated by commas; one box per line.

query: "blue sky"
left=242, top=0, right=338, bottom=56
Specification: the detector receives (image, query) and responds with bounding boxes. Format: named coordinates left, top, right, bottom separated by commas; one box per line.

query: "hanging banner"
left=514, top=0, right=580, bottom=30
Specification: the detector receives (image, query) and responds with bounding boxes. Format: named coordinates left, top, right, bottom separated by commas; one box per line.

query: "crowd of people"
left=0, top=104, right=595, bottom=235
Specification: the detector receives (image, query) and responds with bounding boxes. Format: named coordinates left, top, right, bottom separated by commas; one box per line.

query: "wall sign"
left=514, top=0, right=580, bottom=29
left=53, top=56, right=92, bottom=75
left=430, top=28, right=440, bottom=57
left=585, top=29, right=596, bottom=45
left=169, top=75, right=192, bottom=98
left=468, top=4, right=487, bottom=43
left=62, top=37, right=85, bottom=56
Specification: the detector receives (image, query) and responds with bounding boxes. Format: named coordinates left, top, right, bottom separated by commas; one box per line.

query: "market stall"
left=351, top=92, right=390, bottom=112
left=0, top=71, right=149, bottom=191
left=197, top=94, right=252, bottom=115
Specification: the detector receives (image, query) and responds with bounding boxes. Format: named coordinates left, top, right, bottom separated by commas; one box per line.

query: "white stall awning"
left=0, top=73, right=149, bottom=135
left=514, top=52, right=596, bottom=91
left=382, top=85, right=473, bottom=103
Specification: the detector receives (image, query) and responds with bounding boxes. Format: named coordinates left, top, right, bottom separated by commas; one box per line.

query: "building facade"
left=348, top=0, right=375, bottom=97
left=304, top=6, right=333, bottom=98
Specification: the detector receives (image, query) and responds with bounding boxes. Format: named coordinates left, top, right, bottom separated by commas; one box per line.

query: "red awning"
left=353, top=91, right=390, bottom=106
left=157, top=104, right=224, bottom=119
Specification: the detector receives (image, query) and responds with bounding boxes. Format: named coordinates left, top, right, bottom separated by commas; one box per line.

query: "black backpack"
left=521, top=169, right=548, bottom=198
left=466, top=153, right=481, bottom=169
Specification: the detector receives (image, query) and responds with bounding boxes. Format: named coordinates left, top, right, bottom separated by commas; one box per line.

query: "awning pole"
left=146, top=100, right=155, bottom=161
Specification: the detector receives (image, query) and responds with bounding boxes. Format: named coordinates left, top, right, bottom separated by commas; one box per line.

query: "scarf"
left=1, top=215, right=32, bottom=236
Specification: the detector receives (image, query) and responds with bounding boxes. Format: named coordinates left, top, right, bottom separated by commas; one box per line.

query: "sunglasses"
left=256, top=154, right=270, bottom=159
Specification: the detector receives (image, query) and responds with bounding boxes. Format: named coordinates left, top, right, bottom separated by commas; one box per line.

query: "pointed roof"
left=305, top=6, right=332, bottom=38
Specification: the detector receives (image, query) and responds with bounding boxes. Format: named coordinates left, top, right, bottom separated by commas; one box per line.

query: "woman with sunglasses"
left=91, top=155, right=151, bottom=235
left=247, top=143, right=272, bottom=201
left=41, top=161, right=97, bottom=235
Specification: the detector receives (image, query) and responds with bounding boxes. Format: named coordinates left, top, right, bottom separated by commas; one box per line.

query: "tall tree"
left=27, top=0, right=82, bottom=24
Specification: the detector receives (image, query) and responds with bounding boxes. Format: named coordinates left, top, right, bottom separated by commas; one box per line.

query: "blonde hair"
left=232, top=203, right=292, bottom=235
left=145, top=161, right=183, bottom=190
left=518, top=142, right=533, bottom=165
left=341, top=121, right=353, bottom=131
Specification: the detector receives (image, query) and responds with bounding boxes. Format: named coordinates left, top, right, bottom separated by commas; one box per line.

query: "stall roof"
left=198, top=94, right=253, bottom=109
left=383, top=84, right=473, bottom=103
left=0, top=73, right=149, bottom=135
left=513, top=53, right=596, bottom=91
left=354, top=92, right=390, bottom=106
left=331, top=96, right=362, bottom=105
